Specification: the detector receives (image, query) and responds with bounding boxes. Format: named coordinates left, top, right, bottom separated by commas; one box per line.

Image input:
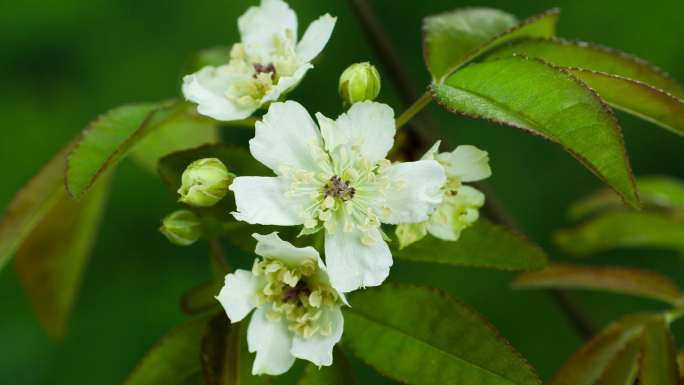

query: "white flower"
left=396, top=141, right=491, bottom=248
left=217, top=232, right=347, bottom=375
left=182, top=0, right=336, bottom=121
left=229, top=100, right=446, bottom=292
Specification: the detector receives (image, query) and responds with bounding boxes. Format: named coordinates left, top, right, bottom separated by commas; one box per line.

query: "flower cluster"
left=176, top=0, right=490, bottom=376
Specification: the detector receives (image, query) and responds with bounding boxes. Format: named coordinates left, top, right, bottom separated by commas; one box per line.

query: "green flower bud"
left=177, top=158, right=234, bottom=207
left=338, top=62, right=381, bottom=107
left=159, top=210, right=201, bottom=246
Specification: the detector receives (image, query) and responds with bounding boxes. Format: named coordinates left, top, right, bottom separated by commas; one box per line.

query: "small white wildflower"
left=182, top=0, right=336, bottom=121
left=396, top=141, right=491, bottom=249
left=229, top=101, right=446, bottom=292
left=216, top=232, right=346, bottom=375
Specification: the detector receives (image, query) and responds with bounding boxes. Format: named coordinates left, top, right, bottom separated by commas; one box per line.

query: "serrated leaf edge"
left=430, top=54, right=640, bottom=209
left=423, top=8, right=560, bottom=83
left=343, top=283, right=541, bottom=385
left=64, top=100, right=182, bottom=200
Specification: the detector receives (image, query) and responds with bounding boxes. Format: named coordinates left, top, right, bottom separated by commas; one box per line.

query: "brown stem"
left=209, top=238, right=230, bottom=278
left=345, top=0, right=598, bottom=341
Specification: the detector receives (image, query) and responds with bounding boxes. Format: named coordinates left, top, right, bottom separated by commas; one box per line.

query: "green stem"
left=395, top=91, right=433, bottom=130
left=346, top=0, right=599, bottom=341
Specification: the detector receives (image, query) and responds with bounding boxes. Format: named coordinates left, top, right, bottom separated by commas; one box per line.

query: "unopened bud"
left=339, top=62, right=380, bottom=108
left=159, top=210, right=201, bottom=246
left=178, top=158, right=234, bottom=207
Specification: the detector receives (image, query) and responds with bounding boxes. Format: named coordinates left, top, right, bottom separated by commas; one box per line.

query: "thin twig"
left=345, top=0, right=443, bottom=154
left=345, top=0, right=598, bottom=341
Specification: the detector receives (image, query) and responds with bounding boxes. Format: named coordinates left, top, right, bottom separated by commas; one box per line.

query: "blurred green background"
left=1, top=0, right=684, bottom=383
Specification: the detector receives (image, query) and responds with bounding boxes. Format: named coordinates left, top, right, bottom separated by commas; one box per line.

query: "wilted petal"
left=230, top=176, right=303, bottom=226
left=334, top=101, right=395, bottom=161
left=248, top=307, right=296, bottom=375
left=250, top=101, right=324, bottom=174
left=295, top=14, right=337, bottom=63
left=216, top=270, right=265, bottom=322
left=381, top=160, right=446, bottom=224
left=325, top=227, right=392, bottom=292
left=290, top=306, right=343, bottom=367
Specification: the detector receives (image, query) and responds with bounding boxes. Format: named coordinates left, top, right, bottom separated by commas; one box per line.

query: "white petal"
left=238, top=0, right=297, bottom=60
left=295, top=14, right=337, bottom=63
left=420, top=140, right=441, bottom=161
left=182, top=68, right=255, bottom=121
left=253, top=232, right=320, bottom=267
left=316, top=112, right=349, bottom=152
left=381, top=160, right=447, bottom=224
left=230, top=176, right=303, bottom=226
left=325, top=227, right=392, bottom=292
left=248, top=307, right=296, bottom=375
left=250, top=101, right=324, bottom=174
left=260, top=63, right=313, bottom=105
left=216, top=270, right=265, bottom=322
left=334, top=101, right=395, bottom=161
left=290, top=306, right=343, bottom=367
left=436, top=145, right=491, bottom=182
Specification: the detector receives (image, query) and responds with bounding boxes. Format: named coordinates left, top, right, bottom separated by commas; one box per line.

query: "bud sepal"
left=177, top=158, right=234, bottom=208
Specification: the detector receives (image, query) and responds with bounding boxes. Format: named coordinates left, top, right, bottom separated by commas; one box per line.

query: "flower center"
left=282, top=280, right=311, bottom=306
left=278, top=135, right=407, bottom=245
left=252, top=258, right=341, bottom=339
left=253, top=63, right=276, bottom=80
left=324, top=175, right=356, bottom=202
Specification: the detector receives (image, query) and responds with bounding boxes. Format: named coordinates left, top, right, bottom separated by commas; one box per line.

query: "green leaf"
left=183, top=46, right=232, bottom=76
left=65, top=100, right=200, bottom=199
left=562, top=69, right=684, bottom=137
left=392, top=220, right=547, bottom=271
left=129, top=112, right=220, bottom=174
left=569, top=176, right=684, bottom=220
left=512, top=263, right=682, bottom=305
left=424, top=8, right=559, bottom=82
left=343, top=284, right=540, bottom=385
left=298, top=345, right=359, bottom=385
left=0, top=139, right=74, bottom=272
left=124, top=314, right=213, bottom=385
left=13, top=172, right=112, bottom=340
left=596, top=335, right=640, bottom=385
left=553, top=212, right=684, bottom=257
left=180, top=281, right=221, bottom=316
left=486, top=38, right=684, bottom=100
left=431, top=55, right=639, bottom=209
left=549, top=313, right=658, bottom=385
left=200, top=312, right=273, bottom=385
left=639, top=317, right=680, bottom=385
